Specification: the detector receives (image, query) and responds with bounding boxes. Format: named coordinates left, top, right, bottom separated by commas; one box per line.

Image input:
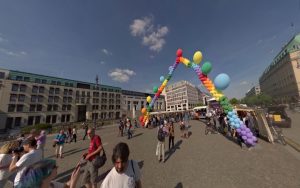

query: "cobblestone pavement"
left=5, top=120, right=300, bottom=188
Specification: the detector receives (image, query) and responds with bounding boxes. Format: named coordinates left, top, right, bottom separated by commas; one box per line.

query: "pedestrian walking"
left=54, top=130, right=67, bottom=158
left=156, top=125, right=166, bottom=162
left=83, top=123, right=89, bottom=140
left=82, top=128, right=105, bottom=188
left=118, top=120, right=124, bottom=137
left=126, top=119, right=133, bottom=139
left=35, top=130, right=46, bottom=159
left=70, top=126, right=77, bottom=143
left=101, top=142, right=142, bottom=188
left=168, top=122, right=175, bottom=150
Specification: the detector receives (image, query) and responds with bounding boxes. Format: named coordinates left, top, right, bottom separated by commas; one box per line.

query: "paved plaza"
left=5, top=119, right=300, bottom=188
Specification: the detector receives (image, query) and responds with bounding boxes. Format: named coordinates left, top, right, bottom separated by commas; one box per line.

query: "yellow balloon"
left=163, top=80, right=168, bottom=86
left=193, top=51, right=203, bottom=64
left=146, top=96, right=152, bottom=103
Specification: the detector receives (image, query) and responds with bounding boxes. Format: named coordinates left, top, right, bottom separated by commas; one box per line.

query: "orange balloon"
left=141, top=108, right=146, bottom=114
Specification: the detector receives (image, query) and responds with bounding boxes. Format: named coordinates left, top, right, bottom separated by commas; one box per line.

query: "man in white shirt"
left=101, top=142, right=142, bottom=188
left=9, top=138, right=42, bottom=187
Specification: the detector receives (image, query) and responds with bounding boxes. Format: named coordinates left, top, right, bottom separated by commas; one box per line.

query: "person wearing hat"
left=9, top=138, right=42, bottom=187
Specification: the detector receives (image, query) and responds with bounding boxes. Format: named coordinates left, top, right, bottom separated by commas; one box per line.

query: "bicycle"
left=269, top=121, right=286, bottom=145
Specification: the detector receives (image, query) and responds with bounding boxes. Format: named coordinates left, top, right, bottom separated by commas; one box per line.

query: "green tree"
left=229, top=98, right=239, bottom=105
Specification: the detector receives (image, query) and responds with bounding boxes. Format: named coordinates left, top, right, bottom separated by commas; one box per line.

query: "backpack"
left=157, top=128, right=165, bottom=142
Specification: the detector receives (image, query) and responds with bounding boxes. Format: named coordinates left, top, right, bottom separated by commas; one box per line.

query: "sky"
left=0, top=0, right=300, bottom=99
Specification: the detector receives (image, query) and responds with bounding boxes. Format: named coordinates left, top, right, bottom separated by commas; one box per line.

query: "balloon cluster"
left=138, top=48, right=257, bottom=147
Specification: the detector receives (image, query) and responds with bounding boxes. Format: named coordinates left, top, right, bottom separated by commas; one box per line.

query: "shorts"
left=82, top=159, right=98, bottom=184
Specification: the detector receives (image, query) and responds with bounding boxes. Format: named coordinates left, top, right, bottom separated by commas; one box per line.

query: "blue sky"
left=0, top=0, right=300, bottom=99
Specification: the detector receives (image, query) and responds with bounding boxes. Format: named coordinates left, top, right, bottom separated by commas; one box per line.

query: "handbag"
left=92, top=136, right=107, bottom=168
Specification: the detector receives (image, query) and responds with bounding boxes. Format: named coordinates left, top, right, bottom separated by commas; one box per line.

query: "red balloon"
left=141, top=122, right=145, bottom=127
left=176, top=49, right=183, bottom=57
left=139, top=116, right=144, bottom=122
left=176, top=57, right=181, bottom=62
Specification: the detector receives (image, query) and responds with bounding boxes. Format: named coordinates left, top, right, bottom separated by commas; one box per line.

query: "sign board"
left=273, top=115, right=282, bottom=122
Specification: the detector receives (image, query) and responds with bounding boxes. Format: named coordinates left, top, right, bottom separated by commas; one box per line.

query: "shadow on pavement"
left=164, top=140, right=183, bottom=162
left=47, top=147, right=88, bottom=159
left=132, top=133, right=144, bottom=138
left=175, top=182, right=183, bottom=188
left=138, top=160, right=144, bottom=169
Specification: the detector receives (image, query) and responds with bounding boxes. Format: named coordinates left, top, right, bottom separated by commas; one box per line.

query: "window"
left=68, top=97, right=72, bottom=103
left=68, top=90, right=73, bottom=95
left=51, top=80, right=56, bottom=85
left=16, top=105, right=24, bottom=112
left=28, top=116, right=34, bottom=126
left=35, top=116, right=41, bottom=124
left=63, top=97, right=67, bottom=103
left=64, top=89, right=68, bottom=95
left=20, top=84, right=26, bottom=92
left=31, top=95, right=37, bottom=102
left=24, top=77, right=30, bottom=82
left=8, top=104, right=15, bottom=112
left=82, top=91, right=85, bottom=97
left=66, top=114, right=70, bottom=122
left=81, top=98, right=85, bottom=103
left=47, top=105, right=52, bottom=111
left=38, top=95, right=43, bottom=102
left=48, top=96, right=54, bottom=103
left=57, top=81, right=61, bottom=86
left=52, top=115, right=57, bottom=124
left=87, top=92, right=90, bottom=97
left=61, top=115, right=66, bottom=122
left=49, top=87, right=54, bottom=94
left=46, top=115, right=51, bottom=123
left=29, top=105, right=36, bottom=112
left=32, top=86, right=38, bottom=93
left=53, top=105, right=58, bottom=111
left=0, top=72, right=5, bottom=79
left=62, top=105, right=67, bottom=111
left=36, top=104, right=42, bottom=111
left=42, top=79, right=47, bottom=84
left=54, top=96, right=59, bottom=103
left=76, top=91, right=79, bottom=96
left=35, top=78, right=41, bottom=83
left=55, top=88, right=60, bottom=94
left=67, top=105, right=71, bottom=111
left=39, top=86, right=45, bottom=93
left=16, top=76, right=23, bottom=81
left=12, top=84, right=19, bottom=91
left=10, top=94, right=17, bottom=102
left=18, top=94, right=25, bottom=102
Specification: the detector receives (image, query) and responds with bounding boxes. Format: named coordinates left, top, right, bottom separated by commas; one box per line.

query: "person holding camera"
left=82, top=128, right=104, bottom=188
left=9, top=138, right=42, bottom=187
left=0, top=141, right=20, bottom=187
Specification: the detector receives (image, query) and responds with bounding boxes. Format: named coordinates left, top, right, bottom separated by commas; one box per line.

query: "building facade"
left=121, top=90, right=165, bottom=119
left=246, top=85, right=261, bottom=97
left=165, top=80, right=203, bottom=111
left=259, top=33, right=300, bottom=103
left=0, top=69, right=122, bottom=131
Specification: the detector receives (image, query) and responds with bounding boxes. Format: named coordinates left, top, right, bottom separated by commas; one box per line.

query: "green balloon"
left=201, top=62, right=212, bottom=75
left=153, top=86, right=158, bottom=93
left=147, top=106, right=151, bottom=112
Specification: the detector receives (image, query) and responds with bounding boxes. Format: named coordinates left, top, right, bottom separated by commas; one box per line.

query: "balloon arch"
left=139, top=49, right=257, bottom=147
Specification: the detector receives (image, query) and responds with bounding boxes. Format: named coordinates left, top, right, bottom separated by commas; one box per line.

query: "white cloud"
left=239, top=81, right=249, bottom=85
left=0, top=48, right=27, bottom=57
left=108, top=68, right=136, bottom=83
left=129, top=16, right=169, bottom=52
left=100, top=61, right=105, bottom=65
left=102, top=49, right=112, bottom=56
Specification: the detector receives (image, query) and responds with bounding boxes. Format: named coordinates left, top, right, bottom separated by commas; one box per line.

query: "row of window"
left=7, top=104, right=72, bottom=112
left=14, top=75, right=74, bottom=87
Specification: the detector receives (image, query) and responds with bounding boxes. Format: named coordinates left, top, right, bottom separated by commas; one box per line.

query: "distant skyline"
left=0, top=1, right=300, bottom=99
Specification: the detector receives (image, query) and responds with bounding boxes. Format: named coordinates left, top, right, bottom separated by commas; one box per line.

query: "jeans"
left=156, top=141, right=165, bottom=161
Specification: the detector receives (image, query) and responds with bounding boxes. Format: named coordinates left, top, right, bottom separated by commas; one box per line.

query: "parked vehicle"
left=266, top=106, right=292, bottom=128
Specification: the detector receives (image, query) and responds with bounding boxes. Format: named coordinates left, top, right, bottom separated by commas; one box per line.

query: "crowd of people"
left=0, top=123, right=143, bottom=188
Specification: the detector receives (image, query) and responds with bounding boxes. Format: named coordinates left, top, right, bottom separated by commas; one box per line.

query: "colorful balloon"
left=214, top=73, right=230, bottom=90
left=193, top=51, right=203, bottom=64
left=141, top=108, right=146, bottom=114
left=146, top=96, right=152, bottom=103
left=176, top=48, right=183, bottom=57
left=153, top=86, right=158, bottom=93
left=160, top=76, right=165, bottom=82
left=201, top=62, right=212, bottom=75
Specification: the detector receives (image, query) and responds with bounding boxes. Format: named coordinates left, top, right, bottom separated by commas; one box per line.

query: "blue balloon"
left=214, top=73, right=230, bottom=90
left=160, top=76, right=165, bottom=82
